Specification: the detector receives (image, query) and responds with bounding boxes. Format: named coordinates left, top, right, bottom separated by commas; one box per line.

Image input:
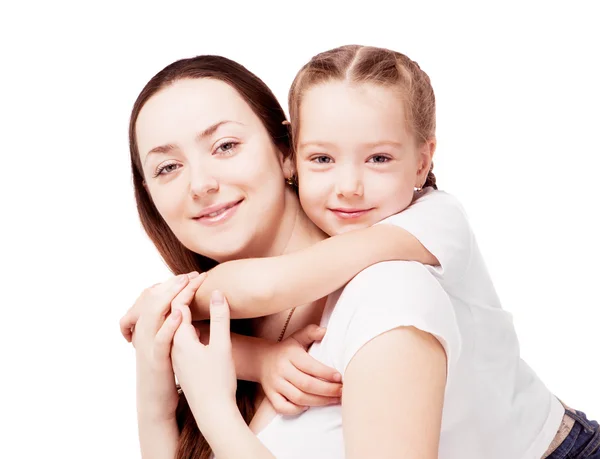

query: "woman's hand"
left=129, top=271, right=207, bottom=422
left=171, top=290, right=238, bottom=421
left=259, top=325, right=343, bottom=415
left=171, top=292, right=278, bottom=458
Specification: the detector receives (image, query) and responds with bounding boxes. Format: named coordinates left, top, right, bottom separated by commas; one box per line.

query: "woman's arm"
left=172, top=292, right=276, bottom=459
left=342, top=326, right=447, bottom=459
left=191, top=224, right=438, bottom=319
left=192, top=403, right=275, bottom=459
left=136, top=415, right=179, bottom=459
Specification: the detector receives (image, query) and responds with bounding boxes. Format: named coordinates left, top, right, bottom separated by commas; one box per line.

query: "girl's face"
left=136, top=78, right=293, bottom=262
left=296, top=81, right=434, bottom=235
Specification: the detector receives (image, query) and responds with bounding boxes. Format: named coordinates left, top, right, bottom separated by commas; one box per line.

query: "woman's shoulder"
left=336, top=261, right=453, bottom=318
left=324, top=261, right=461, bottom=374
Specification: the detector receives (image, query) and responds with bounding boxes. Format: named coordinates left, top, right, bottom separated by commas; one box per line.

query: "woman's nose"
left=189, top=167, right=219, bottom=198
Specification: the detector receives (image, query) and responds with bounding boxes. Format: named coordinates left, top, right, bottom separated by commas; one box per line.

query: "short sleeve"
left=376, top=189, right=473, bottom=283
left=326, top=261, right=461, bottom=380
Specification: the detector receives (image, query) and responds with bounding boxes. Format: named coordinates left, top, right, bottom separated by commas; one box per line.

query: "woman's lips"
left=329, top=208, right=374, bottom=219
left=194, top=200, right=243, bottom=226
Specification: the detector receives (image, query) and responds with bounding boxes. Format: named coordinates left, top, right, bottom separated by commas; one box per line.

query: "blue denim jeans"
left=547, top=408, right=600, bottom=458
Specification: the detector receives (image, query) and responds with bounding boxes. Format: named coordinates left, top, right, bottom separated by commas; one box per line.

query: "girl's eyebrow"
left=297, top=141, right=335, bottom=150
left=362, top=141, right=403, bottom=149
left=297, top=140, right=403, bottom=150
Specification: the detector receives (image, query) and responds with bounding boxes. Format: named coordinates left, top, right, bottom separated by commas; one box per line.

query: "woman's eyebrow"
left=144, top=120, right=246, bottom=165
left=195, top=120, right=245, bottom=142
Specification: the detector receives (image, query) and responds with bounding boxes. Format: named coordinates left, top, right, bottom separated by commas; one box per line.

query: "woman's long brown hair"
left=128, top=55, right=292, bottom=459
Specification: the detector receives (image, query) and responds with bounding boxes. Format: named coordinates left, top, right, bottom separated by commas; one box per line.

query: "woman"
left=124, top=51, right=599, bottom=458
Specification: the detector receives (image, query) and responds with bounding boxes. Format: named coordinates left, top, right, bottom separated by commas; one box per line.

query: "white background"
left=1, top=1, right=598, bottom=457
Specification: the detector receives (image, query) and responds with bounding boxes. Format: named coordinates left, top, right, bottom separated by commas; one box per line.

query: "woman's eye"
left=154, top=162, right=180, bottom=177
left=214, top=141, right=239, bottom=155
left=368, top=155, right=391, bottom=163
left=311, top=155, right=333, bottom=164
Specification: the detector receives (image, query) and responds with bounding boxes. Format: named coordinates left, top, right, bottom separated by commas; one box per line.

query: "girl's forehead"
left=298, top=81, right=410, bottom=145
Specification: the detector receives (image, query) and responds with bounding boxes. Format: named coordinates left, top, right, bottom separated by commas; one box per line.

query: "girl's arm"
left=194, top=321, right=268, bottom=382
left=342, top=326, right=446, bottom=458
left=191, top=224, right=438, bottom=319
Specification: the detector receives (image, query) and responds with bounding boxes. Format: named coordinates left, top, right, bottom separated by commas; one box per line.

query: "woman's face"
left=136, top=78, right=291, bottom=262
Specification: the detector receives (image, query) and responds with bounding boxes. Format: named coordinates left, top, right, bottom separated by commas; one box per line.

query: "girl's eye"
left=214, top=141, right=239, bottom=155
left=153, top=162, right=181, bottom=178
left=368, top=155, right=391, bottom=164
left=311, top=155, right=333, bottom=164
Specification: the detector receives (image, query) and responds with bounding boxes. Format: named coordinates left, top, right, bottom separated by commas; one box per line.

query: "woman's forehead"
left=136, top=78, right=259, bottom=156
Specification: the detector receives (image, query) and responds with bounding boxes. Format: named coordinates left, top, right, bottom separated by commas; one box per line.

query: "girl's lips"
left=194, top=200, right=242, bottom=226
left=329, top=208, right=373, bottom=219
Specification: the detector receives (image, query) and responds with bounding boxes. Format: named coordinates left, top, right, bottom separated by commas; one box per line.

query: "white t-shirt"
left=256, top=188, right=563, bottom=459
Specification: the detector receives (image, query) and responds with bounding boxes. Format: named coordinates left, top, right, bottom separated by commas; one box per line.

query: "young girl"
left=123, top=47, right=599, bottom=458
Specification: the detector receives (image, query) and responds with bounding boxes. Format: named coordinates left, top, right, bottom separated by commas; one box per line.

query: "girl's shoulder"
left=412, top=187, right=467, bottom=211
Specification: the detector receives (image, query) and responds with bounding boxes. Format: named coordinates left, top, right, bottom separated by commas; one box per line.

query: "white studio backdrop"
left=1, top=1, right=598, bottom=457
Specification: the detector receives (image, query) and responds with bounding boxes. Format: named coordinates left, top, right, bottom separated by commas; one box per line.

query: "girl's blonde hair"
left=288, top=44, right=437, bottom=189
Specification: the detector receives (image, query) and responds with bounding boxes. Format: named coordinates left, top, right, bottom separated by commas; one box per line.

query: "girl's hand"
left=130, top=272, right=206, bottom=422
left=171, top=290, right=238, bottom=419
left=259, top=325, right=343, bottom=415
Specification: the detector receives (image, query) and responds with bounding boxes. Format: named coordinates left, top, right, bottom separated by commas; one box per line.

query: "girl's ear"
left=416, top=137, right=436, bottom=187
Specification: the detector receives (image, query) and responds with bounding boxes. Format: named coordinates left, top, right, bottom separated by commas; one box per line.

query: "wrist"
left=137, top=395, right=179, bottom=424
left=254, top=338, right=276, bottom=384
left=189, top=395, right=240, bottom=432
left=234, top=334, right=275, bottom=383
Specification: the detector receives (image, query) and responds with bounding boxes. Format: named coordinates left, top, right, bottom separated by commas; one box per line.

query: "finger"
left=172, top=321, right=201, bottom=348
left=119, top=304, right=139, bottom=342
left=151, top=274, right=191, bottom=315
left=285, top=365, right=343, bottom=397
left=289, top=324, right=326, bottom=349
left=154, top=309, right=182, bottom=362
left=266, top=390, right=306, bottom=416
left=171, top=273, right=207, bottom=324
left=293, top=351, right=343, bottom=383
left=192, top=321, right=210, bottom=345
left=278, top=379, right=341, bottom=408
left=208, top=290, right=231, bottom=352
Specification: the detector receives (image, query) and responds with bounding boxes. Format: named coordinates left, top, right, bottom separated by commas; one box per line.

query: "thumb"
left=209, top=290, right=231, bottom=352
left=290, top=324, right=325, bottom=349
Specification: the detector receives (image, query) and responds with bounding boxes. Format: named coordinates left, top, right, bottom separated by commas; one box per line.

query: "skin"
left=134, top=77, right=330, bottom=455
left=136, top=78, right=315, bottom=263
left=296, top=81, right=435, bottom=236
left=133, top=76, right=446, bottom=458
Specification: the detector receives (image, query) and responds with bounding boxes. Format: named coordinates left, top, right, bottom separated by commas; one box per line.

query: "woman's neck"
left=266, top=189, right=328, bottom=257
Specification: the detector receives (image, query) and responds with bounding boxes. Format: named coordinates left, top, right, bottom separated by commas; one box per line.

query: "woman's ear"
left=281, top=154, right=296, bottom=181
left=416, top=138, right=436, bottom=187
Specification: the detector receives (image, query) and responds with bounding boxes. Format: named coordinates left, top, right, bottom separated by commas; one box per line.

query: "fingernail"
left=177, top=274, right=186, bottom=283
left=188, top=271, right=200, bottom=279
left=317, top=327, right=326, bottom=333
left=171, top=309, right=181, bottom=321
left=211, top=290, right=224, bottom=305
left=333, top=373, right=342, bottom=382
